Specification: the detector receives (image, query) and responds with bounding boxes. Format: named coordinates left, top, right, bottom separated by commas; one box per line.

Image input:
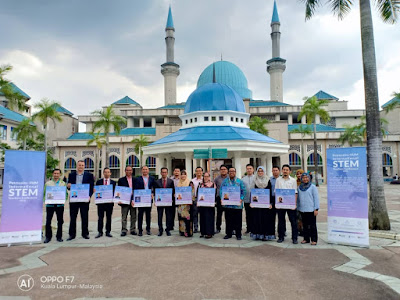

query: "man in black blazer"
left=117, top=166, right=136, bottom=236
left=95, top=167, right=116, bottom=238
left=134, top=165, right=156, bottom=236
left=67, top=160, right=94, bottom=240
left=154, top=167, right=175, bottom=236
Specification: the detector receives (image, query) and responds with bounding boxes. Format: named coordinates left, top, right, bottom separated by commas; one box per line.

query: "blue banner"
left=0, top=150, right=46, bottom=245
left=327, top=147, right=369, bottom=247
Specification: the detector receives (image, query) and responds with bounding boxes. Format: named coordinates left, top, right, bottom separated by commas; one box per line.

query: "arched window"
left=109, top=155, right=120, bottom=178
left=289, top=153, right=301, bottom=166
left=307, top=153, right=323, bottom=166
left=64, top=158, right=76, bottom=170
left=126, top=155, right=140, bottom=168
left=382, top=153, right=393, bottom=166
left=146, top=156, right=156, bottom=168
left=84, top=157, right=94, bottom=169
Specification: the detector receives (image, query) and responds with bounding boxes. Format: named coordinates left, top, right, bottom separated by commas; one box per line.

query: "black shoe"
left=237, top=236, right=242, bottom=240
left=120, top=232, right=127, bottom=237
left=146, top=230, right=151, bottom=235
left=200, top=235, right=204, bottom=238
left=130, top=230, right=137, bottom=235
left=166, top=231, right=171, bottom=236
left=293, top=239, right=298, bottom=244
left=215, top=229, right=221, bottom=234
left=106, top=232, right=113, bottom=238
left=277, top=238, right=284, bottom=243
left=158, top=231, right=163, bottom=237
left=82, top=235, right=90, bottom=239
left=66, top=236, right=75, bottom=241
left=44, top=238, right=51, bottom=243
left=223, top=235, right=232, bottom=240
left=138, top=231, right=143, bottom=236
left=57, top=238, right=63, bottom=242
left=95, top=233, right=103, bottom=239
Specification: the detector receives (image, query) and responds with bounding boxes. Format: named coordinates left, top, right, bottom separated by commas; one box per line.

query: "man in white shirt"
left=241, top=164, right=255, bottom=234
left=191, top=166, right=203, bottom=233
left=275, top=164, right=298, bottom=244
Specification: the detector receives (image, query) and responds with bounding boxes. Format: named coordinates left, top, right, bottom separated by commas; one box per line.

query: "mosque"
left=1, top=1, right=399, bottom=183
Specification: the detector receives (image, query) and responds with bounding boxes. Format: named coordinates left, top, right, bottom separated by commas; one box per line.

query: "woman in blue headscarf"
left=297, top=173, right=320, bottom=245
left=250, top=166, right=272, bottom=241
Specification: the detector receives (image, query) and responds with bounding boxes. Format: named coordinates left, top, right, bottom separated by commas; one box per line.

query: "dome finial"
left=221, top=53, right=223, bottom=61
left=212, top=63, right=216, bottom=83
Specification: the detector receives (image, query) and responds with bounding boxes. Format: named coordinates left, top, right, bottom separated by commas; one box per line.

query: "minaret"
left=267, top=0, right=286, bottom=102
left=161, top=5, right=180, bottom=106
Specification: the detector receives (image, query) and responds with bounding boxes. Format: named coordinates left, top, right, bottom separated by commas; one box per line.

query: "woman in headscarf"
left=295, top=169, right=305, bottom=236
left=177, top=170, right=193, bottom=237
left=198, top=172, right=216, bottom=239
left=250, top=166, right=271, bottom=241
left=297, top=173, right=320, bottom=245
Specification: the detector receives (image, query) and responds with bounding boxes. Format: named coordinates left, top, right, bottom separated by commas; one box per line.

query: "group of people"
left=44, top=160, right=320, bottom=246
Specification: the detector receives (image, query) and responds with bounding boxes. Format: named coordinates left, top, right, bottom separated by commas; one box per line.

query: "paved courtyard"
left=0, top=184, right=400, bottom=299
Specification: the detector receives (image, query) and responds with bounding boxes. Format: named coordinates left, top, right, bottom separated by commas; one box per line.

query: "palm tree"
left=32, top=99, right=62, bottom=152
left=338, top=124, right=364, bottom=147
left=132, top=134, right=149, bottom=166
left=248, top=116, right=269, bottom=135
left=298, top=96, right=330, bottom=186
left=383, top=91, right=400, bottom=113
left=87, top=132, right=106, bottom=178
left=290, top=124, right=312, bottom=170
left=0, top=65, right=26, bottom=111
left=358, top=116, right=388, bottom=142
left=300, top=0, right=398, bottom=230
left=13, top=118, right=38, bottom=150
left=91, top=105, right=127, bottom=167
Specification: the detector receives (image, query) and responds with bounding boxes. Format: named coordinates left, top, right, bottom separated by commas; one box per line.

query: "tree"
left=87, top=132, right=106, bottom=178
left=248, top=116, right=269, bottom=135
left=383, top=91, right=400, bottom=113
left=13, top=118, right=38, bottom=150
left=32, top=99, right=62, bottom=152
left=0, top=65, right=26, bottom=111
left=132, top=134, right=149, bottom=166
left=298, top=96, right=330, bottom=186
left=0, top=142, right=12, bottom=162
left=290, top=124, right=312, bottom=170
left=91, top=105, right=127, bottom=167
left=300, top=0, right=399, bottom=230
left=338, top=124, right=364, bottom=146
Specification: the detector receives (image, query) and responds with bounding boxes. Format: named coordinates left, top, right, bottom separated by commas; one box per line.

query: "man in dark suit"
left=117, top=166, right=136, bottom=236
left=134, top=165, right=155, bottom=236
left=95, top=167, right=116, bottom=238
left=67, top=160, right=94, bottom=241
left=154, top=167, right=175, bottom=236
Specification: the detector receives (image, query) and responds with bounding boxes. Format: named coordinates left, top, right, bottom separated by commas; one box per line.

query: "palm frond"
left=300, top=0, right=321, bottom=20
left=375, top=0, right=400, bottom=24
left=329, top=0, right=353, bottom=19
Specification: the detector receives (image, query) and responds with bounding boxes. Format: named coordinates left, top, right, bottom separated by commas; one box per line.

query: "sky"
left=0, top=0, right=399, bottom=121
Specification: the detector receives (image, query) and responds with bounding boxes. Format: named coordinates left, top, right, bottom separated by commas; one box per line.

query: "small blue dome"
left=184, top=83, right=246, bottom=114
left=197, top=61, right=252, bottom=99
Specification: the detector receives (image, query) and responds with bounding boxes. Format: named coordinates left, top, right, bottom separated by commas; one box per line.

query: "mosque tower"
left=267, top=0, right=286, bottom=102
left=161, top=6, right=180, bottom=106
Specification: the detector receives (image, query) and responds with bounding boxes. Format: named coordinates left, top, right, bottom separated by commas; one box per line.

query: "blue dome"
left=197, top=61, right=252, bottom=99
left=184, top=83, right=246, bottom=114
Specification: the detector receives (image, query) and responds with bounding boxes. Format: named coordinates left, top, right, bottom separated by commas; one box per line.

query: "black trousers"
left=215, top=196, right=224, bottom=230
left=45, top=206, right=64, bottom=239
left=168, top=204, right=176, bottom=230
left=225, top=208, right=242, bottom=237
left=301, top=212, right=318, bottom=242
left=157, top=206, right=173, bottom=232
left=244, top=202, right=252, bottom=232
left=69, top=202, right=89, bottom=237
left=97, top=203, right=113, bottom=234
left=138, top=207, right=151, bottom=232
left=277, top=209, right=298, bottom=240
